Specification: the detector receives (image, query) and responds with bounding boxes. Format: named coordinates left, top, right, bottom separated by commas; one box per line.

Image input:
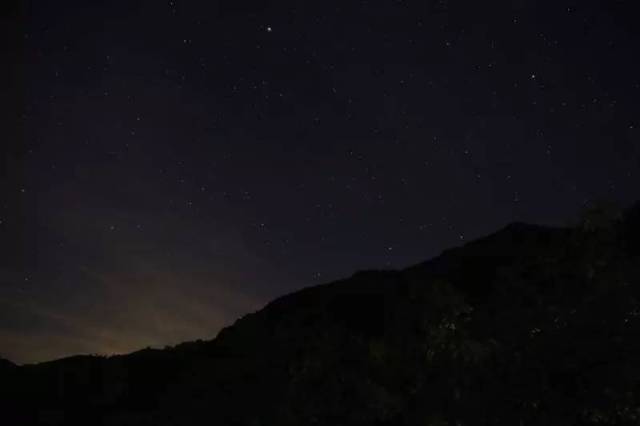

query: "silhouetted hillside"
left=1, top=203, right=639, bottom=425
left=0, top=357, right=15, bottom=372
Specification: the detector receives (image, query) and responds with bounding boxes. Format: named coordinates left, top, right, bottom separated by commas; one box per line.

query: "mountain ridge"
left=1, top=204, right=639, bottom=425
left=8, top=222, right=548, bottom=368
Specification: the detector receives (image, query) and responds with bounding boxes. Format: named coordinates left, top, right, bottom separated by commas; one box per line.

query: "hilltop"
left=1, top=203, right=639, bottom=425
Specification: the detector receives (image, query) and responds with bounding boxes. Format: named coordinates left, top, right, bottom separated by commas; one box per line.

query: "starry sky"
left=1, top=0, right=639, bottom=364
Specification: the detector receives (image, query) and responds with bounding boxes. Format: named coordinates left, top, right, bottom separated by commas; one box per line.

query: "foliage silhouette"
left=1, top=203, right=640, bottom=425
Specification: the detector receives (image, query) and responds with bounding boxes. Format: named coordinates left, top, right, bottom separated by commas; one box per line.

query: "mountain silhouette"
left=1, top=203, right=639, bottom=425
left=0, top=357, right=15, bottom=372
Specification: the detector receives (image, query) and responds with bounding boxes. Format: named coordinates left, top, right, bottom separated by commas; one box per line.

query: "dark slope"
left=0, top=357, right=15, bottom=372
left=1, top=206, right=640, bottom=425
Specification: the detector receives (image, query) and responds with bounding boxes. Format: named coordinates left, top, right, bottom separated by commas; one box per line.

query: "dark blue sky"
left=2, top=0, right=639, bottom=363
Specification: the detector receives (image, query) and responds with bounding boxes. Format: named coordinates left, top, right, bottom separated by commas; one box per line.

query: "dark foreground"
left=2, top=204, right=640, bottom=425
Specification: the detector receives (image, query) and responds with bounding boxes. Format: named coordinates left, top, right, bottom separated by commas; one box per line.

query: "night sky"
left=2, top=0, right=639, bottom=364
